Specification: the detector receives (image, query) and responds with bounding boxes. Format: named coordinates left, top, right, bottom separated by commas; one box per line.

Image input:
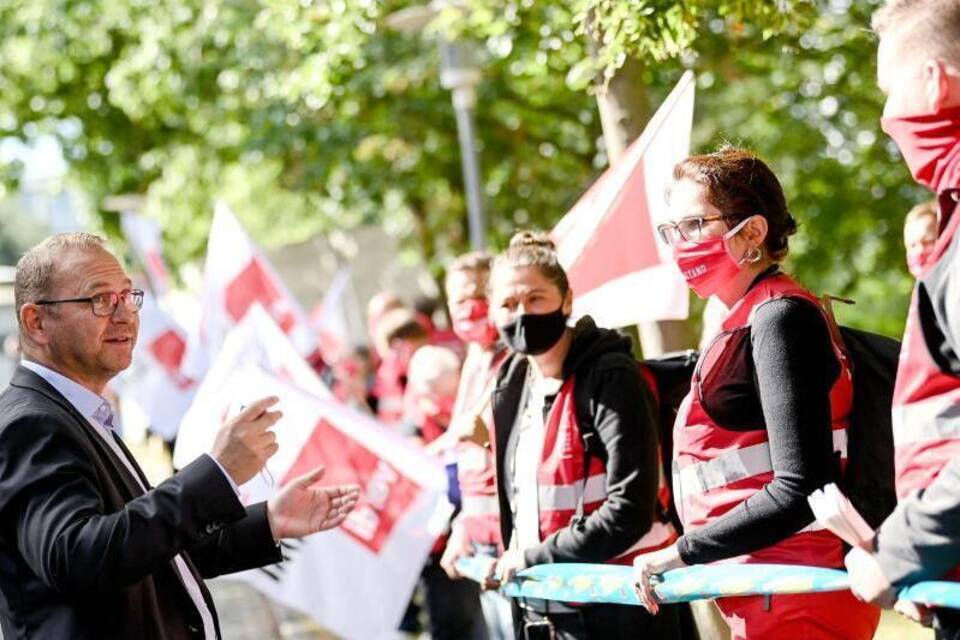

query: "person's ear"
left=743, top=215, right=769, bottom=249
left=562, top=288, right=574, bottom=316
left=924, top=59, right=952, bottom=112
left=18, top=304, right=49, bottom=347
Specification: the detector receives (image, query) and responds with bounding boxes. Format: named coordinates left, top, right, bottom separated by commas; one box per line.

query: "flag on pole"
left=173, top=304, right=330, bottom=469
left=174, top=309, right=450, bottom=640
left=121, top=212, right=172, bottom=297
left=182, top=202, right=317, bottom=378
left=552, top=71, right=696, bottom=328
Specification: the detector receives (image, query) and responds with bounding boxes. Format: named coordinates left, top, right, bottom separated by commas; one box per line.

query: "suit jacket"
left=0, top=366, right=282, bottom=639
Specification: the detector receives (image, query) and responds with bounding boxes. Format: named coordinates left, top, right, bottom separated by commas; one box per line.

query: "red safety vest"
left=892, top=202, right=960, bottom=581
left=453, top=344, right=508, bottom=551
left=536, top=376, right=677, bottom=566
left=673, top=273, right=851, bottom=568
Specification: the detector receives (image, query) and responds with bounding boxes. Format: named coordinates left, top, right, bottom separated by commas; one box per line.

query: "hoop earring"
left=744, top=246, right=763, bottom=264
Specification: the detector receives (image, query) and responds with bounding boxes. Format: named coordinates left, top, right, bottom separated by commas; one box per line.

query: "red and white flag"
left=552, top=71, right=696, bottom=327
left=174, top=304, right=330, bottom=469
left=183, top=202, right=317, bottom=378
left=174, top=309, right=450, bottom=640
left=121, top=212, right=172, bottom=297
left=309, top=267, right=362, bottom=364
left=118, top=294, right=197, bottom=441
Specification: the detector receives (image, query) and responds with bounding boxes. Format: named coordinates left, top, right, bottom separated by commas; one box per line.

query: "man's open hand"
left=267, top=466, right=361, bottom=540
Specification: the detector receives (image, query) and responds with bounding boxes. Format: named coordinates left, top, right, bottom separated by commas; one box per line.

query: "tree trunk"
left=594, top=57, right=694, bottom=357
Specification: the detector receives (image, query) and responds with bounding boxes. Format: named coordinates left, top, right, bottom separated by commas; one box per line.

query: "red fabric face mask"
left=451, top=299, right=498, bottom=346
left=672, top=217, right=752, bottom=299
left=881, top=106, right=960, bottom=193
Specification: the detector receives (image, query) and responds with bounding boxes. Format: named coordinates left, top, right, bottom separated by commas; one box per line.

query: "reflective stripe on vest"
left=674, top=430, right=848, bottom=498
left=535, top=376, right=675, bottom=561
left=538, top=472, right=607, bottom=512
left=892, top=391, right=960, bottom=446
left=672, top=274, right=851, bottom=568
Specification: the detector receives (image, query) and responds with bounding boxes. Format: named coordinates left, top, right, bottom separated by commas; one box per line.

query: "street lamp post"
left=439, top=43, right=485, bottom=250
left=386, top=3, right=487, bottom=250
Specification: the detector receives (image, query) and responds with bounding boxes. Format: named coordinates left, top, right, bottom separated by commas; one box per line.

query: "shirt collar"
left=20, top=359, right=113, bottom=428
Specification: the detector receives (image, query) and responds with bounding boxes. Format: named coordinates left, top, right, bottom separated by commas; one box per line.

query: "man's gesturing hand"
left=211, top=397, right=283, bottom=486
left=267, top=467, right=361, bottom=540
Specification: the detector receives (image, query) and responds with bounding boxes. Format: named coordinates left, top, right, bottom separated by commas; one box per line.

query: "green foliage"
left=453, top=1, right=819, bottom=84
left=0, top=0, right=920, bottom=335
left=686, top=1, right=921, bottom=337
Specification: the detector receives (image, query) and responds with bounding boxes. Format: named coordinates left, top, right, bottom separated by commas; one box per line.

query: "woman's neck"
left=530, top=329, right=573, bottom=380
left=716, top=261, right=776, bottom=307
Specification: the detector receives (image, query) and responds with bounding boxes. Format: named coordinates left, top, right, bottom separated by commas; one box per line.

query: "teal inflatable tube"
left=455, top=558, right=960, bottom=609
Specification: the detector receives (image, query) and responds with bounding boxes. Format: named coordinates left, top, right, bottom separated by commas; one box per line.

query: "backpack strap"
left=820, top=294, right=856, bottom=360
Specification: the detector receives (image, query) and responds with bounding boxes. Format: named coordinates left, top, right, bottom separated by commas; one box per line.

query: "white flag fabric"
left=120, top=294, right=197, bottom=441
left=121, top=212, right=172, bottom=297
left=174, top=309, right=450, bottom=640
left=309, top=267, right=360, bottom=364
left=182, top=202, right=317, bottom=378
left=552, top=71, right=696, bottom=327
left=173, top=304, right=329, bottom=469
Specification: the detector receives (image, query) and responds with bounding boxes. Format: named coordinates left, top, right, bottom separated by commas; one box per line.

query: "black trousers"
left=936, top=608, right=960, bottom=640
left=421, top=556, right=487, bottom=640
left=511, top=600, right=690, bottom=640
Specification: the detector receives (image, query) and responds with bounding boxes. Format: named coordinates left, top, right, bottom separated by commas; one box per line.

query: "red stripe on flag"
left=565, top=160, right=660, bottom=295
left=225, top=258, right=296, bottom=332
left=283, top=419, right=421, bottom=554
left=149, top=329, right=186, bottom=375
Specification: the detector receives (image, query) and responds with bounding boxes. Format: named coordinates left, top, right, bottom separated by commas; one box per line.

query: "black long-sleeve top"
left=677, top=275, right=843, bottom=565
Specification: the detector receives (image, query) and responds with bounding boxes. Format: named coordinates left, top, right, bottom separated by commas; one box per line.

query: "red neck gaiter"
left=882, top=106, right=960, bottom=194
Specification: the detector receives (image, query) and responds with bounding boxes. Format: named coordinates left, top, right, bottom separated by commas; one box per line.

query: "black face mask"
left=497, top=307, right=568, bottom=356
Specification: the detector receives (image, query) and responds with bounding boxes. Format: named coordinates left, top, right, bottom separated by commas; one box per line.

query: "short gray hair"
left=873, top=0, right=960, bottom=64
left=15, top=233, right=107, bottom=325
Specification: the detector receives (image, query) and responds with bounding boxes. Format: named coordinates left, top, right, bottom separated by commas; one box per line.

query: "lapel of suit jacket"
left=9, top=366, right=146, bottom=500
left=11, top=366, right=222, bottom=635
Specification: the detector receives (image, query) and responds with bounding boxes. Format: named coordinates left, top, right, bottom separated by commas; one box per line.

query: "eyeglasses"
left=657, top=215, right=738, bottom=246
left=36, top=289, right=145, bottom=317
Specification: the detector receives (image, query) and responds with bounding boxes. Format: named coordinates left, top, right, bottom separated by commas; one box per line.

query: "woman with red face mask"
left=482, top=232, right=684, bottom=640
left=631, top=148, right=881, bottom=640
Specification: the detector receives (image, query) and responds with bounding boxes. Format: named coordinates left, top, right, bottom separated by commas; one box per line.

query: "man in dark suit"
left=0, top=233, right=360, bottom=639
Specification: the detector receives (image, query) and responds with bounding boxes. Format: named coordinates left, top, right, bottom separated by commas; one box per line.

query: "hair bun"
left=508, top=231, right=556, bottom=252
left=783, top=212, right=798, bottom=236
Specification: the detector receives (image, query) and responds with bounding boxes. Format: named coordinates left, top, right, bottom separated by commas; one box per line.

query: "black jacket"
left=0, top=367, right=282, bottom=639
left=492, top=317, right=660, bottom=567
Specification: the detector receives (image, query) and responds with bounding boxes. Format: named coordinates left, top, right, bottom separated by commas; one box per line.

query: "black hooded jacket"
left=491, top=316, right=661, bottom=567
